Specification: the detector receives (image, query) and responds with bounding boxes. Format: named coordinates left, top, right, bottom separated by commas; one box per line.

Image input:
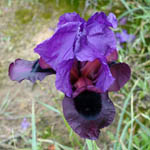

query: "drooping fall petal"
left=9, top=59, right=55, bottom=83
left=63, top=92, right=115, bottom=140
left=108, top=63, right=131, bottom=91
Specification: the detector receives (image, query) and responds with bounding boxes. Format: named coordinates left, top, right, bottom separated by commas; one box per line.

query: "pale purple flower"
left=21, top=118, right=30, bottom=131
left=116, top=29, right=135, bottom=44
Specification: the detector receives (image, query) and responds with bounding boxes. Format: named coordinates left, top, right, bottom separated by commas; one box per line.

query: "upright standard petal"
left=9, top=59, right=55, bottom=83
left=62, top=92, right=115, bottom=140
left=87, top=12, right=112, bottom=27
left=108, top=63, right=131, bottom=91
left=107, top=13, right=118, bottom=29
left=57, top=12, right=85, bottom=27
left=86, top=12, right=117, bottom=57
left=34, top=22, right=80, bottom=70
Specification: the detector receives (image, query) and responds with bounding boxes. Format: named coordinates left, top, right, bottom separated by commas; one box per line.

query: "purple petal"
left=95, top=58, right=115, bottom=92
left=85, top=13, right=117, bottom=57
left=34, top=23, right=79, bottom=70
left=55, top=60, right=73, bottom=97
left=108, top=63, right=131, bottom=91
left=62, top=92, right=115, bottom=140
left=73, top=23, right=116, bottom=62
left=9, top=59, right=55, bottom=83
left=87, top=12, right=112, bottom=27
left=75, top=32, right=102, bottom=61
left=107, top=13, right=118, bottom=29
left=57, top=12, right=85, bottom=27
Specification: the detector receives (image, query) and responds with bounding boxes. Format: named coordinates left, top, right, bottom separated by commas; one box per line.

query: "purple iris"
left=8, top=12, right=131, bottom=140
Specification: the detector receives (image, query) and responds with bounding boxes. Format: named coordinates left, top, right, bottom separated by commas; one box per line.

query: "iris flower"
left=9, top=12, right=131, bottom=140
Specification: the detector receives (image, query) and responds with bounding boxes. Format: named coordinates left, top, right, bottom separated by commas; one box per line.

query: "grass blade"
left=86, top=140, right=99, bottom=150
left=113, top=79, right=139, bottom=149
left=32, top=99, right=37, bottom=150
left=128, top=94, right=134, bottom=149
left=86, top=139, right=93, bottom=150
left=37, top=100, right=61, bottom=115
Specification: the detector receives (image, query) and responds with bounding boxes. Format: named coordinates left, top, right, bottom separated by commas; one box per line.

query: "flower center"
left=73, top=90, right=102, bottom=120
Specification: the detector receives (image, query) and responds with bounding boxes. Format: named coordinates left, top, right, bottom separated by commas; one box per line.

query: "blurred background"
left=0, top=0, right=150, bottom=149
